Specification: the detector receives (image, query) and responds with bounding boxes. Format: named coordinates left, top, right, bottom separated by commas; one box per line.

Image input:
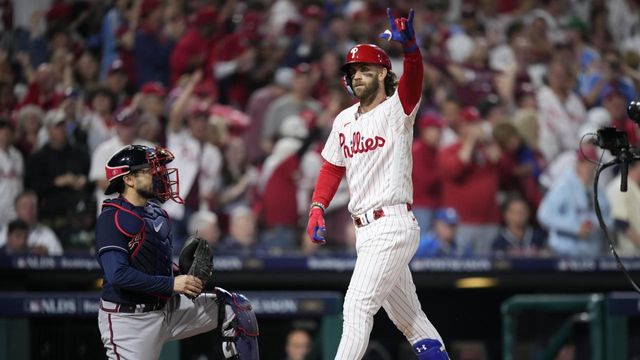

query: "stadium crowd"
left=0, top=0, right=639, bottom=258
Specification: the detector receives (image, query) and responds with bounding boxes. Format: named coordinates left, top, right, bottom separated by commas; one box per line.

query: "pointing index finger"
left=408, top=9, right=414, bottom=24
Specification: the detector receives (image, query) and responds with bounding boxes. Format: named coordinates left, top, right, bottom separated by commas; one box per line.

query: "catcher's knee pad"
left=215, top=287, right=259, bottom=360
left=412, top=339, right=449, bottom=360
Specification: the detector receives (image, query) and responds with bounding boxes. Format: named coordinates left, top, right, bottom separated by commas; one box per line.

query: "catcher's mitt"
left=179, top=234, right=214, bottom=298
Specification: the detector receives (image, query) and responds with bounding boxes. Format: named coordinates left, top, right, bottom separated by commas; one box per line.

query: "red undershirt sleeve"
left=397, top=50, right=424, bottom=115
left=311, top=161, right=346, bottom=208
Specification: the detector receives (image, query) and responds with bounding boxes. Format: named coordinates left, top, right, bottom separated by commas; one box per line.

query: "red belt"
left=352, top=203, right=412, bottom=228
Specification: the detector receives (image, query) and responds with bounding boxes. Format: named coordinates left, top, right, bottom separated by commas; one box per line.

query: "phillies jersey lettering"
left=339, top=132, right=386, bottom=158
left=322, top=90, right=420, bottom=215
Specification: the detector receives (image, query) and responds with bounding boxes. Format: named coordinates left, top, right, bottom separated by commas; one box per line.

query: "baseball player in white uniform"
left=306, top=8, right=448, bottom=360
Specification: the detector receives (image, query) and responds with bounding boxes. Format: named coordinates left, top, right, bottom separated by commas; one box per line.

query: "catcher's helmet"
left=104, top=145, right=183, bottom=203
left=340, top=44, right=392, bottom=73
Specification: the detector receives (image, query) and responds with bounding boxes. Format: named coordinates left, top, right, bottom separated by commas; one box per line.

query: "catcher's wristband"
left=310, top=202, right=326, bottom=213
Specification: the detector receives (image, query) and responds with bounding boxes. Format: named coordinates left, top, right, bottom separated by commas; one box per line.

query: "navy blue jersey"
left=95, top=197, right=174, bottom=304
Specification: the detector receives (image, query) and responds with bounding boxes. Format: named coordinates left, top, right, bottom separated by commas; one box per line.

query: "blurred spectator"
left=170, top=6, right=218, bottom=85
left=244, top=67, right=293, bottom=163
left=133, top=0, right=175, bottom=87
left=104, top=59, right=130, bottom=106
left=137, top=80, right=167, bottom=144
left=324, top=16, right=357, bottom=57
left=0, top=219, right=29, bottom=255
left=579, top=49, right=637, bottom=108
left=283, top=5, right=324, bottom=67
left=19, top=63, right=64, bottom=111
left=536, top=57, right=587, bottom=163
left=439, top=97, right=463, bottom=148
left=586, top=87, right=638, bottom=146
left=25, top=109, right=91, bottom=249
left=523, top=10, right=555, bottom=68
left=99, top=0, right=132, bottom=80
left=477, top=95, right=508, bottom=126
left=0, top=191, right=62, bottom=256
left=209, top=8, right=263, bottom=108
left=0, top=80, right=16, bottom=119
left=442, top=35, right=499, bottom=106
left=439, top=107, right=502, bottom=256
left=283, top=328, right=311, bottom=360
left=493, top=196, right=547, bottom=257
left=514, top=82, right=537, bottom=110
left=489, top=20, right=529, bottom=74
left=260, top=63, right=321, bottom=155
left=588, top=3, right=613, bottom=55
left=412, top=113, right=443, bottom=235
left=32, top=89, right=85, bottom=153
left=258, top=115, right=318, bottom=253
left=187, top=210, right=221, bottom=250
left=267, top=0, right=301, bottom=37
left=564, top=16, right=599, bottom=80
left=82, top=86, right=117, bottom=153
left=72, top=51, right=100, bottom=91
left=0, top=119, right=23, bottom=226
left=15, top=105, right=44, bottom=157
left=136, top=111, right=162, bottom=144
left=166, top=71, right=222, bottom=251
left=492, top=121, right=545, bottom=211
left=218, top=206, right=259, bottom=255
left=415, top=208, right=459, bottom=258
left=57, top=87, right=89, bottom=148
left=217, top=137, right=257, bottom=215
left=512, top=109, right=541, bottom=155
left=312, top=51, right=344, bottom=106
left=607, top=0, right=640, bottom=46
left=537, top=147, right=611, bottom=257
left=605, top=161, right=640, bottom=256
left=88, top=108, right=154, bottom=216
left=138, top=81, right=166, bottom=119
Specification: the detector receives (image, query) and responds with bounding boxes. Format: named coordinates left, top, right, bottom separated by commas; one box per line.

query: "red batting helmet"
left=341, top=44, right=392, bottom=73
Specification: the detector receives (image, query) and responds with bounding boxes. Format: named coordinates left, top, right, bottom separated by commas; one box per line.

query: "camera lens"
left=628, top=100, right=640, bottom=124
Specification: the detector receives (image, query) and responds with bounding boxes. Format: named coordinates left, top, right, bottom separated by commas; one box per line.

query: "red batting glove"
left=307, top=207, right=327, bottom=245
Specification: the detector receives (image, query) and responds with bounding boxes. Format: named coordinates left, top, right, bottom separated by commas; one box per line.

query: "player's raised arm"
left=379, top=8, right=423, bottom=115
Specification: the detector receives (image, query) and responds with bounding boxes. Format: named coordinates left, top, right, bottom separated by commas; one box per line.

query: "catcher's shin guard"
left=412, top=339, right=449, bottom=360
left=216, top=287, right=259, bottom=360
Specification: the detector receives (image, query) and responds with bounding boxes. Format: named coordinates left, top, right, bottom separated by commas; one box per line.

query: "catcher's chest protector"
left=102, top=198, right=173, bottom=276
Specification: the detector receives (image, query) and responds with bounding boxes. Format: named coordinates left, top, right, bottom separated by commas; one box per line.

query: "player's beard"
left=355, top=79, right=380, bottom=104
left=136, top=182, right=155, bottom=200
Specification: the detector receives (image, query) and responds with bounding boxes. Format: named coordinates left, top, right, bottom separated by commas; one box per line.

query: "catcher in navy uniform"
left=95, top=144, right=259, bottom=360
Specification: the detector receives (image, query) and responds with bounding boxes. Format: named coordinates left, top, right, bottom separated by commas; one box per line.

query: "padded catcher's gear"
left=216, top=287, right=259, bottom=360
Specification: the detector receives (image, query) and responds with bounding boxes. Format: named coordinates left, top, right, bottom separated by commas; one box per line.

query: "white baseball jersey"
left=323, top=90, right=445, bottom=360
left=322, top=90, right=419, bottom=215
left=0, top=146, right=23, bottom=226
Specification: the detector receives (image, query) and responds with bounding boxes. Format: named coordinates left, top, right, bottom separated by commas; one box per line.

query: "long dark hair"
left=384, top=70, right=398, bottom=97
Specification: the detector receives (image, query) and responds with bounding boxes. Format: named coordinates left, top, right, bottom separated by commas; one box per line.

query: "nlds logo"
left=339, top=132, right=385, bottom=158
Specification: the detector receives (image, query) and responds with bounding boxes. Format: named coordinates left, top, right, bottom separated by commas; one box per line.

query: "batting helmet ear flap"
left=341, top=75, right=355, bottom=97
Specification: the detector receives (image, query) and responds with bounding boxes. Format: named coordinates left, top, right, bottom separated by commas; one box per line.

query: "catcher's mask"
left=105, top=144, right=183, bottom=204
